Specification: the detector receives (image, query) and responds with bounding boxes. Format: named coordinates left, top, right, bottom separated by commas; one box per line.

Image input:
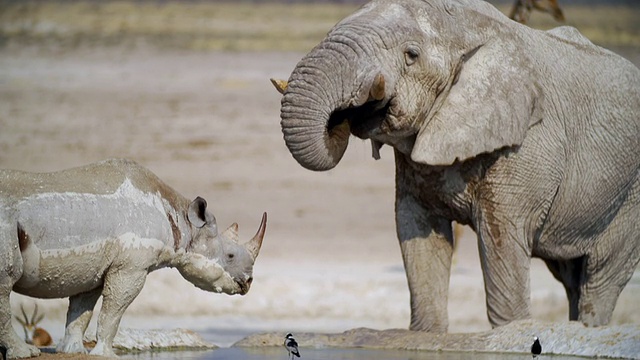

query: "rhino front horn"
left=246, top=212, right=267, bottom=261
left=222, top=223, right=240, bottom=243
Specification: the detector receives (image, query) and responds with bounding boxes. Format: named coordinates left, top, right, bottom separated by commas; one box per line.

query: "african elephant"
left=273, top=0, right=640, bottom=332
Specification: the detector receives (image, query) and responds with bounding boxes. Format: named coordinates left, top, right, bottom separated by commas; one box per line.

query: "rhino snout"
left=236, top=276, right=253, bottom=295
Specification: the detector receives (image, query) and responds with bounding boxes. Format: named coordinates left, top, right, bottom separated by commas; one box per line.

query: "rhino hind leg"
left=57, top=287, right=102, bottom=354
left=90, top=269, right=147, bottom=357
left=0, top=223, right=40, bottom=358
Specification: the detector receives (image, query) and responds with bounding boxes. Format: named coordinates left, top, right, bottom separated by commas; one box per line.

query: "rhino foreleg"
left=90, top=270, right=146, bottom=357
left=0, top=225, right=40, bottom=359
left=57, top=287, right=102, bottom=354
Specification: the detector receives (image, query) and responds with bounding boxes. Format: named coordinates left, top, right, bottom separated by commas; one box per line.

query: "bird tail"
left=294, top=350, right=300, bottom=357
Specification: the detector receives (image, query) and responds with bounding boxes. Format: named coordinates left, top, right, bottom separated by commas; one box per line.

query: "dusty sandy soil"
left=1, top=43, right=639, bottom=358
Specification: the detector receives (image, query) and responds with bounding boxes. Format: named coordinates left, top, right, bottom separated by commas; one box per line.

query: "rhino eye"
left=227, top=253, right=235, bottom=260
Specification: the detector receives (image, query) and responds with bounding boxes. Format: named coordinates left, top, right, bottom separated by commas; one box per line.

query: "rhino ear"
left=411, top=39, right=544, bottom=165
left=187, top=197, right=215, bottom=229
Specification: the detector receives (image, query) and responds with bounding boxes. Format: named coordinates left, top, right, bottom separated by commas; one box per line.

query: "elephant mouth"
left=327, top=98, right=393, bottom=140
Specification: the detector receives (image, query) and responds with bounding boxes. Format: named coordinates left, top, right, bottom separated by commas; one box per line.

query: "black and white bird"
left=284, top=333, right=300, bottom=359
left=531, top=336, right=542, bottom=358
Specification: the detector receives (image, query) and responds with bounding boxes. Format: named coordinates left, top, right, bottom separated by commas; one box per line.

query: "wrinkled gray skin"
left=0, top=159, right=267, bottom=358
left=278, top=0, right=640, bottom=333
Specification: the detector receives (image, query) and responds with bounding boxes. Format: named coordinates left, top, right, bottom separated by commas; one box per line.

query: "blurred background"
left=1, top=0, right=638, bottom=348
left=1, top=0, right=639, bottom=52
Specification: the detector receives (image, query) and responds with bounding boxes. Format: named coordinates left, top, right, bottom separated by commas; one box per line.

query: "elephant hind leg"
left=543, top=253, right=636, bottom=326
left=578, top=244, right=639, bottom=327
left=578, top=177, right=640, bottom=327
left=543, top=257, right=585, bottom=320
left=578, top=257, right=636, bottom=327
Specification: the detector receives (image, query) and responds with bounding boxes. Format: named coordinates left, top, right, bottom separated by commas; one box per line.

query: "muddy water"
left=121, top=347, right=590, bottom=360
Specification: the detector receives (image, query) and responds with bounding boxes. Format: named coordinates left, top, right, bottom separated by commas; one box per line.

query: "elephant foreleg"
left=476, top=212, right=531, bottom=327
left=396, top=194, right=454, bottom=333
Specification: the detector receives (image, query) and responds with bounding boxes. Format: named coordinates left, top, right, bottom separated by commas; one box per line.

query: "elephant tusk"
left=270, top=78, right=288, bottom=94
left=370, top=73, right=386, bottom=101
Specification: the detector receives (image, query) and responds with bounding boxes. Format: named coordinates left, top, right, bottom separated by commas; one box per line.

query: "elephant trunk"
left=280, top=59, right=352, bottom=171
left=280, top=96, right=350, bottom=172
left=280, top=35, right=387, bottom=171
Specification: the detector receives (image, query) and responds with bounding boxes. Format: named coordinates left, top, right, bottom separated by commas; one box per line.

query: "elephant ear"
left=411, top=38, right=544, bottom=165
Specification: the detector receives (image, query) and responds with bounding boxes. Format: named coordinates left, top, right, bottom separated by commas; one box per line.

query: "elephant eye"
left=404, top=47, right=420, bottom=66
left=227, top=253, right=235, bottom=260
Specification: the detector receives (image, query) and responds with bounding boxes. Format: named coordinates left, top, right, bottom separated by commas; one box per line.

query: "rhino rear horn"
left=246, top=212, right=267, bottom=261
left=222, top=223, right=240, bottom=243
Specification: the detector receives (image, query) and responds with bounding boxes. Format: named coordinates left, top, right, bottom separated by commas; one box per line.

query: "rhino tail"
left=17, top=222, right=31, bottom=252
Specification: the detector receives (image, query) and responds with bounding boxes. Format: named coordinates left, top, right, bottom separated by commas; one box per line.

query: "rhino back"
left=0, top=159, right=189, bottom=250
